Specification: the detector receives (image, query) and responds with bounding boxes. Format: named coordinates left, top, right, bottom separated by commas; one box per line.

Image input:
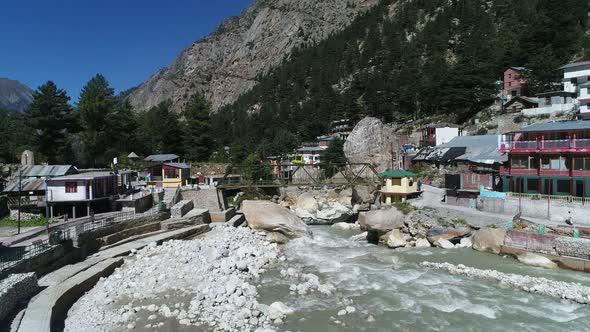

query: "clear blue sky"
left=0, top=0, right=252, bottom=102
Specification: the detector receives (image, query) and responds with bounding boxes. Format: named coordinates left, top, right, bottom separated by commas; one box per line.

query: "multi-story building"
left=561, top=59, right=590, bottom=117
left=500, top=121, right=590, bottom=197
left=420, top=124, right=463, bottom=147
left=503, top=67, right=527, bottom=98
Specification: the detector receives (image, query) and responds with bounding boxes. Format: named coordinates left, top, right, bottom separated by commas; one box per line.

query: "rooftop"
left=20, top=165, right=77, bottom=178
left=297, top=146, right=325, bottom=153
left=144, top=154, right=179, bottom=162
left=513, top=120, right=590, bottom=133
left=164, top=162, right=191, bottom=169
left=47, top=171, right=116, bottom=181
left=3, top=178, right=46, bottom=193
left=414, top=135, right=506, bottom=164
left=560, top=59, right=590, bottom=70
left=378, top=169, right=417, bottom=178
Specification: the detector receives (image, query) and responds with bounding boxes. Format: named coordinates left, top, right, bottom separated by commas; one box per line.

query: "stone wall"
left=0, top=273, right=38, bottom=322
left=117, top=193, right=154, bottom=213
left=171, top=200, right=194, bottom=218
left=0, top=242, right=76, bottom=280
left=505, top=230, right=590, bottom=259
left=181, top=188, right=220, bottom=210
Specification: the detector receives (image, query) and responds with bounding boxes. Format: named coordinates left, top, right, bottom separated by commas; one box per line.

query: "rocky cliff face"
left=127, top=0, right=378, bottom=113
left=0, top=78, right=33, bottom=112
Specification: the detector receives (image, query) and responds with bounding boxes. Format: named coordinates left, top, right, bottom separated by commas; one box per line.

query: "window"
left=392, top=178, right=402, bottom=186
left=511, top=90, right=517, bottom=97
left=557, top=180, right=570, bottom=193
left=541, top=156, right=568, bottom=170
left=573, top=157, right=590, bottom=170
left=65, top=182, right=77, bottom=193
left=164, top=169, right=178, bottom=179
left=527, top=179, right=539, bottom=192
left=511, top=156, right=534, bottom=169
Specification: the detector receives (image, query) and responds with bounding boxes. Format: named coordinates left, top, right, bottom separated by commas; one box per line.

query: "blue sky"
left=1, top=0, right=251, bottom=102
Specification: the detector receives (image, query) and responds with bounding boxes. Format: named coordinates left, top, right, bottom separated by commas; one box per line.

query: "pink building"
left=503, top=67, right=527, bottom=98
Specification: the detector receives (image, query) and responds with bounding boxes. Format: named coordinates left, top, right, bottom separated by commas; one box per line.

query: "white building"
left=435, top=127, right=462, bottom=146
left=45, top=171, right=118, bottom=218
left=561, top=59, right=590, bottom=116
left=294, top=146, right=324, bottom=164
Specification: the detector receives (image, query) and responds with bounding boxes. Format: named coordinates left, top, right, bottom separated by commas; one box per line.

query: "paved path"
left=411, top=185, right=564, bottom=228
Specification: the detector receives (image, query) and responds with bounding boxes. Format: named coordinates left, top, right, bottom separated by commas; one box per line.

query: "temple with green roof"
left=378, top=169, right=419, bottom=204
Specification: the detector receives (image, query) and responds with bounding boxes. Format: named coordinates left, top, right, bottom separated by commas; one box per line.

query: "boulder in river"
left=359, top=209, right=405, bottom=244
left=242, top=200, right=311, bottom=239
left=517, top=252, right=558, bottom=269
left=415, top=238, right=431, bottom=248
left=434, top=238, right=455, bottom=249
left=426, top=227, right=472, bottom=244
left=385, top=229, right=406, bottom=249
left=472, top=228, right=506, bottom=254
left=297, top=192, right=319, bottom=212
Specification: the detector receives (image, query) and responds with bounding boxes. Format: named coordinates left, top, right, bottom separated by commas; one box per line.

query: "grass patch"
left=0, top=217, right=50, bottom=227
left=393, top=202, right=415, bottom=215
left=451, top=218, right=467, bottom=226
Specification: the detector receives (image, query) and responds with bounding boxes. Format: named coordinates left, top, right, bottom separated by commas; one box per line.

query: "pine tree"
left=25, top=81, right=76, bottom=163
left=78, top=74, right=117, bottom=166
left=183, top=94, right=215, bottom=162
left=139, top=101, right=182, bottom=155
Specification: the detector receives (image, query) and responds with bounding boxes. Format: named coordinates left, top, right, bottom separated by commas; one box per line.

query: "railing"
left=543, top=139, right=570, bottom=149
left=507, top=192, right=590, bottom=204
left=1, top=205, right=161, bottom=273
left=502, top=138, right=590, bottom=152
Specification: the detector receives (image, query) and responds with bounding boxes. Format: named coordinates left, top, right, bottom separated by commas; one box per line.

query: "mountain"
left=127, top=0, right=379, bottom=113
left=209, top=0, right=589, bottom=156
left=0, top=78, right=34, bottom=112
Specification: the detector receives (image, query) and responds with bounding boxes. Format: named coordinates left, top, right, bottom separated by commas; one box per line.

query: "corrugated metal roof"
left=20, top=165, right=76, bottom=178
left=560, top=60, right=590, bottom=69
left=297, top=147, right=325, bottom=153
left=47, top=171, right=115, bottom=181
left=379, top=170, right=416, bottom=178
left=144, top=154, right=179, bottom=162
left=164, top=162, right=191, bottom=169
left=414, top=135, right=506, bottom=164
left=516, top=120, right=590, bottom=133
left=2, top=178, right=46, bottom=193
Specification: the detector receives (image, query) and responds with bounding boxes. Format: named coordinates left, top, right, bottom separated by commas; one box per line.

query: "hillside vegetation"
left=211, top=0, right=589, bottom=157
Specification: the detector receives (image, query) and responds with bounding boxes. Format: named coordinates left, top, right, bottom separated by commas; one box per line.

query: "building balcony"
left=500, top=138, right=590, bottom=153
left=500, top=167, right=538, bottom=175
left=521, top=103, right=575, bottom=118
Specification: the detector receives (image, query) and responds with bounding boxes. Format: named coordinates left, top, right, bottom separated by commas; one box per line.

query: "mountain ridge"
left=0, top=78, right=34, bottom=112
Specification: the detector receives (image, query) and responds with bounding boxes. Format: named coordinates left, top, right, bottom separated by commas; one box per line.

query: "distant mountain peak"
left=0, top=78, right=34, bottom=112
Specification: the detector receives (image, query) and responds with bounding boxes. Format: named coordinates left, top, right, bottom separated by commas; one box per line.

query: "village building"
left=330, top=119, right=354, bottom=140
left=45, top=171, right=118, bottom=218
left=143, top=154, right=180, bottom=163
left=294, top=146, right=324, bottom=165
left=420, top=123, right=463, bottom=147
left=521, top=91, right=577, bottom=117
left=317, top=135, right=335, bottom=149
left=503, top=96, right=539, bottom=113
left=378, top=169, right=419, bottom=204
left=145, top=162, right=191, bottom=189
left=503, top=67, right=527, bottom=98
left=500, top=120, right=590, bottom=198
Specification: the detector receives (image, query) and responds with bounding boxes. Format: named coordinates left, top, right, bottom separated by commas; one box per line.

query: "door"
left=544, top=179, right=552, bottom=195
left=576, top=180, right=585, bottom=197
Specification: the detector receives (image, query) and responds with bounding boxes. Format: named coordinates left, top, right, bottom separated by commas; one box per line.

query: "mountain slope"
left=210, top=0, right=589, bottom=156
left=0, top=78, right=34, bottom=112
left=127, top=0, right=378, bottom=113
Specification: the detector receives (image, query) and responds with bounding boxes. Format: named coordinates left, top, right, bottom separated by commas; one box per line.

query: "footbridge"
left=216, top=163, right=381, bottom=189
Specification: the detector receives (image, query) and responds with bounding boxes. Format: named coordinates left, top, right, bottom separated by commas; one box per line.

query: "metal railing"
left=502, top=138, right=590, bottom=151
left=507, top=192, right=590, bottom=204
left=0, top=205, right=162, bottom=273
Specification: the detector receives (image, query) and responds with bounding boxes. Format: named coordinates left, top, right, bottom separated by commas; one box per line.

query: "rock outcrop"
left=343, top=117, right=400, bottom=172
left=127, top=0, right=378, bottom=113
left=0, top=78, right=33, bottom=112
left=472, top=228, right=506, bottom=254
left=242, top=200, right=311, bottom=239
left=358, top=208, right=405, bottom=244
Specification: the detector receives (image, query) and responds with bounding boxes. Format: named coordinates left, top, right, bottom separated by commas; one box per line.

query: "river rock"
left=242, top=200, right=311, bottom=239
left=332, top=222, right=360, bottom=231
left=338, top=188, right=354, bottom=208
left=415, top=238, right=431, bottom=248
left=297, top=192, right=319, bottom=212
left=268, top=302, right=294, bottom=321
left=457, top=237, right=473, bottom=248
left=517, top=252, right=558, bottom=269
left=266, top=232, right=290, bottom=244
left=350, top=232, right=368, bottom=241
left=352, top=185, right=377, bottom=205
left=426, top=227, right=472, bottom=244
left=358, top=209, right=405, bottom=232
left=472, top=228, right=506, bottom=254
left=385, top=229, right=406, bottom=249
left=434, top=239, right=455, bottom=249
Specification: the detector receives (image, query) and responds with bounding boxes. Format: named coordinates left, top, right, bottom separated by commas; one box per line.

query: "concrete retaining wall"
left=0, top=242, right=78, bottom=280
left=171, top=200, right=194, bottom=218
left=181, top=189, right=220, bottom=210
left=117, top=193, right=154, bottom=213
left=478, top=196, right=590, bottom=225
left=98, top=222, right=161, bottom=246
left=0, top=273, right=38, bottom=322
left=505, top=229, right=590, bottom=261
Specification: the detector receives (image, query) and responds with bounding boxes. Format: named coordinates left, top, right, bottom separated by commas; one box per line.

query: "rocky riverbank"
left=65, top=227, right=288, bottom=331
left=422, top=262, right=590, bottom=304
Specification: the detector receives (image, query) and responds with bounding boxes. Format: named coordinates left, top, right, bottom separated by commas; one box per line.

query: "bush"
left=0, top=217, right=49, bottom=227
left=393, top=202, right=415, bottom=215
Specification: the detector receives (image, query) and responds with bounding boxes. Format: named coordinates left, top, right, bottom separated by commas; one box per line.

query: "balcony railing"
left=502, top=139, right=590, bottom=152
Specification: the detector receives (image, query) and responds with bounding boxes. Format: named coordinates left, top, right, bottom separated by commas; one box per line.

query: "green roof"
left=378, top=169, right=417, bottom=178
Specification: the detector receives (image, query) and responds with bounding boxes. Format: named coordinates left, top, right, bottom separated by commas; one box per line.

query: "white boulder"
left=243, top=200, right=311, bottom=239
left=517, top=252, right=558, bottom=269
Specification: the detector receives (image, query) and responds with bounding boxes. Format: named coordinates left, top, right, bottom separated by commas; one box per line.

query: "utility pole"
left=17, top=168, right=22, bottom=235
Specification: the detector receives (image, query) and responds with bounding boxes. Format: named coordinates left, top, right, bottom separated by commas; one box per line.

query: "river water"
left=258, top=226, right=590, bottom=332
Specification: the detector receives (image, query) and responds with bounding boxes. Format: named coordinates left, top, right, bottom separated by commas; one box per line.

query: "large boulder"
left=385, top=229, right=406, bottom=249
left=242, top=200, right=311, bottom=239
left=358, top=209, right=405, bottom=233
left=426, top=227, right=472, bottom=244
left=338, top=188, right=354, bottom=208
left=434, top=238, right=455, bottom=249
left=352, top=185, right=377, bottom=206
left=344, top=117, right=400, bottom=172
left=415, top=238, right=431, bottom=248
left=297, top=192, right=319, bottom=213
left=517, top=252, right=558, bottom=269
left=472, top=228, right=506, bottom=254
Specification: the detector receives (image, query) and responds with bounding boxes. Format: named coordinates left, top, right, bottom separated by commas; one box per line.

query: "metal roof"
left=20, top=165, right=76, bottom=178
left=127, top=152, right=140, bottom=159
left=378, top=169, right=416, bottom=178
left=144, top=154, right=179, bottom=162
left=47, top=171, right=116, bottom=181
left=164, top=162, right=191, bottom=169
left=414, top=135, right=506, bottom=165
left=296, top=146, right=325, bottom=153
left=2, top=178, right=46, bottom=193
left=516, top=120, right=590, bottom=133
left=560, top=60, right=590, bottom=69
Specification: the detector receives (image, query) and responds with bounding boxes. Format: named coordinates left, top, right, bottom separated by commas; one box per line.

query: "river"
left=257, top=226, right=590, bottom=331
